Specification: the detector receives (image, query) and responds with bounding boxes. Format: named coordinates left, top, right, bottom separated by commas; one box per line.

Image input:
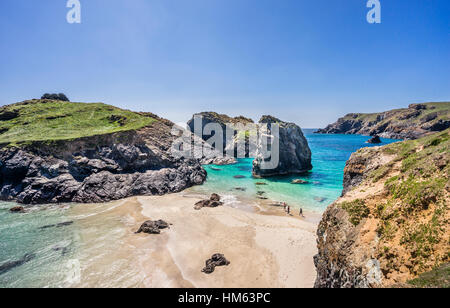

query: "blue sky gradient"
left=0, top=0, right=448, bottom=127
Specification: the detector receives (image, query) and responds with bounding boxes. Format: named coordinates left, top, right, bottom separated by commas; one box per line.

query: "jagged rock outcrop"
left=0, top=114, right=207, bottom=205
left=314, top=129, right=450, bottom=288
left=316, top=102, right=450, bottom=140
left=252, top=116, right=312, bottom=178
left=187, top=112, right=255, bottom=158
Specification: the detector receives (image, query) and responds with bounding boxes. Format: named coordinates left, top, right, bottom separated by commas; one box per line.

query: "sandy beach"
left=114, top=192, right=321, bottom=288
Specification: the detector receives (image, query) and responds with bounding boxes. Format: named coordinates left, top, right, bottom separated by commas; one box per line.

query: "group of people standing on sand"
left=282, top=203, right=305, bottom=218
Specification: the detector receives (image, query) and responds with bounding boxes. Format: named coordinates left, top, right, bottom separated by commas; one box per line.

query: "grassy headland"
left=0, top=99, right=157, bottom=146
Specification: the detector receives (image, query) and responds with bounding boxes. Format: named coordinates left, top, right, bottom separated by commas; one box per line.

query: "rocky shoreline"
left=0, top=120, right=207, bottom=204
left=314, top=129, right=449, bottom=288
left=316, top=102, right=450, bottom=140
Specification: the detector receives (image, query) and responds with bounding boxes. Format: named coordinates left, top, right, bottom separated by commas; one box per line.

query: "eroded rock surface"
left=316, top=102, right=450, bottom=140
left=0, top=120, right=207, bottom=204
left=252, top=116, right=312, bottom=177
left=135, top=220, right=170, bottom=234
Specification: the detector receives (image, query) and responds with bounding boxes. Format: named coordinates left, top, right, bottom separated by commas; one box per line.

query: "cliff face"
left=316, top=102, right=450, bottom=140
left=187, top=112, right=255, bottom=159
left=314, top=129, right=449, bottom=288
left=252, top=116, right=312, bottom=178
left=0, top=100, right=207, bottom=204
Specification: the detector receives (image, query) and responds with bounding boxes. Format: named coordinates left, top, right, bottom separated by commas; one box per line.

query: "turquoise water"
left=0, top=131, right=400, bottom=287
left=191, top=130, right=400, bottom=212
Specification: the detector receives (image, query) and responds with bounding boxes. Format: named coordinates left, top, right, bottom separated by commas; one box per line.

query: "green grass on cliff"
left=341, top=102, right=450, bottom=125
left=378, top=129, right=449, bottom=270
left=0, top=100, right=156, bottom=146
left=408, top=263, right=450, bottom=288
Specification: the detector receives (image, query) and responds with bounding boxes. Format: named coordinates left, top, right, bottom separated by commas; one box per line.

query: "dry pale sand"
left=130, top=192, right=320, bottom=288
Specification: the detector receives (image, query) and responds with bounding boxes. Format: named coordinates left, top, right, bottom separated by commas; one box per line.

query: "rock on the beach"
left=10, top=206, right=24, bottom=213
left=202, top=253, right=231, bottom=274
left=252, top=116, right=312, bottom=178
left=194, top=194, right=224, bottom=210
left=135, top=220, right=170, bottom=235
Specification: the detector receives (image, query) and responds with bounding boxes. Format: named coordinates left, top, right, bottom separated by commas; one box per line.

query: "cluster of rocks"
left=194, top=193, right=223, bottom=210
left=0, top=120, right=208, bottom=204
left=135, top=220, right=171, bottom=235
left=201, top=253, right=231, bottom=274
left=188, top=112, right=313, bottom=179
left=316, top=102, right=450, bottom=140
left=188, top=112, right=255, bottom=159
left=41, top=93, right=70, bottom=101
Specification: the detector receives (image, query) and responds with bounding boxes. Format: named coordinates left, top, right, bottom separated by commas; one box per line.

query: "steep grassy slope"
left=0, top=99, right=156, bottom=146
left=316, top=102, right=450, bottom=140
left=315, top=129, right=449, bottom=288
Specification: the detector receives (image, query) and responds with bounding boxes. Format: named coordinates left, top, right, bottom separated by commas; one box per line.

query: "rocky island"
left=0, top=98, right=209, bottom=204
left=316, top=102, right=450, bottom=140
left=314, top=129, right=449, bottom=288
left=253, top=116, right=312, bottom=178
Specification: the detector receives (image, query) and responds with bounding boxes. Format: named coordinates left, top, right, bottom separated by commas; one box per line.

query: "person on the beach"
left=287, top=206, right=290, bottom=215
left=299, top=208, right=305, bottom=218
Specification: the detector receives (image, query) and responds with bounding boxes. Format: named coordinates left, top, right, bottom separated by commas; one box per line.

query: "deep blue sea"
left=0, top=131, right=400, bottom=287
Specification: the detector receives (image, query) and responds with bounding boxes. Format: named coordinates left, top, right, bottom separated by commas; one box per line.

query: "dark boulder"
left=194, top=194, right=223, bottom=210
left=41, top=93, right=70, bottom=101
left=10, top=206, right=24, bottom=213
left=135, top=220, right=170, bottom=235
left=202, top=253, right=230, bottom=274
left=367, top=135, right=382, bottom=144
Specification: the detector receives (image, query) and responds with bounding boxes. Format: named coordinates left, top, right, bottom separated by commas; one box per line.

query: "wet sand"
left=135, top=192, right=319, bottom=288
left=70, top=192, right=320, bottom=288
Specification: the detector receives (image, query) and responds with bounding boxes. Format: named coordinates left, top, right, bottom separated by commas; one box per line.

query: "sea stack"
left=252, top=116, right=312, bottom=178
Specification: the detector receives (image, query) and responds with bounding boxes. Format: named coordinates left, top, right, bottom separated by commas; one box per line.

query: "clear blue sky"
left=0, top=0, right=449, bottom=127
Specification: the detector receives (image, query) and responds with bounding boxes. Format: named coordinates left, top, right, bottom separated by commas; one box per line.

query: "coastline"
left=69, top=191, right=320, bottom=288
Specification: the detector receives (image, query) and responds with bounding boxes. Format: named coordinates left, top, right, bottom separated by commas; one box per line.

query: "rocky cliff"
left=316, top=102, right=450, bottom=140
left=187, top=112, right=255, bottom=158
left=0, top=99, right=207, bottom=204
left=314, top=129, right=449, bottom=288
left=252, top=116, right=312, bottom=178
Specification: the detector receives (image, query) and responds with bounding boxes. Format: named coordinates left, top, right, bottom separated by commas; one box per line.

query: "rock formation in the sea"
left=0, top=99, right=209, bottom=204
left=194, top=193, right=223, bottom=210
left=367, top=135, right=382, bottom=144
left=314, top=129, right=449, bottom=288
left=252, top=116, right=312, bottom=178
left=0, top=253, right=35, bottom=275
left=135, top=220, right=170, bottom=234
left=202, top=253, right=231, bottom=274
left=187, top=112, right=255, bottom=159
left=10, top=206, right=24, bottom=213
left=316, top=102, right=450, bottom=140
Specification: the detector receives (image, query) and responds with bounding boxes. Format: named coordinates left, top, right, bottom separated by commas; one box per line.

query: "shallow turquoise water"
left=191, top=130, right=400, bottom=212
left=0, top=131, right=400, bottom=287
